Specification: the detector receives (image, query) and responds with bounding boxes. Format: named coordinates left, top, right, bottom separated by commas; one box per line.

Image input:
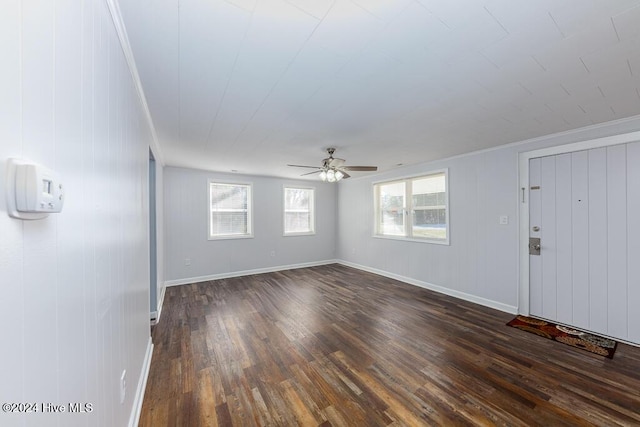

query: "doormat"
left=507, top=316, right=617, bottom=359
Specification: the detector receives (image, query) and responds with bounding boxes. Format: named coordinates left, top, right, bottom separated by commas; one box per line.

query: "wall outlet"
left=120, top=370, right=126, bottom=404
left=185, top=258, right=191, bottom=266
left=269, top=251, right=275, bottom=257
left=499, top=215, right=509, bottom=225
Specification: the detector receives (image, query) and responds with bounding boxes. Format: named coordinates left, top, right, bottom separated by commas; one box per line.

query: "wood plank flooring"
left=139, top=264, right=640, bottom=426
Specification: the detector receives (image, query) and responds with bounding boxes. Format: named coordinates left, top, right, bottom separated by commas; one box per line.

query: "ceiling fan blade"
left=288, top=164, right=321, bottom=169
left=342, top=166, right=377, bottom=171
left=340, top=171, right=351, bottom=179
left=300, top=170, right=322, bottom=176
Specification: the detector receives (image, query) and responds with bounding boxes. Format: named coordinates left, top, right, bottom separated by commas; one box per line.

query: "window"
left=208, top=181, right=252, bottom=239
left=374, top=170, right=448, bottom=244
left=283, top=187, right=315, bottom=235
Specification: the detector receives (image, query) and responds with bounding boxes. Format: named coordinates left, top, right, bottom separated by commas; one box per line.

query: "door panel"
left=570, top=151, right=589, bottom=330
left=628, top=142, right=640, bottom=343
left=529, top=142, right=640, bottom=344
left=529, top=158, right=542, bottom=315
left=555, top=153, right=573, bottom=326
left=587, top=148, right=607, bottom=333
left=540, top=156, right=557, bottom=321
left=607, top=144, right=627, bottom=339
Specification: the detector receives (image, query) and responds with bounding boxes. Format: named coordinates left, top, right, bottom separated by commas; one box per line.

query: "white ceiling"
left=119, top=0, right=640, bottom=179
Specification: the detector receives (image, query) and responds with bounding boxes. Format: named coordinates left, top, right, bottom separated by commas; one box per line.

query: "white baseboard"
left=164, top=259, right=338, bottom=287
left=129, top=337, right=154, bottom=427
left=337, top=260, right=518, bottom=315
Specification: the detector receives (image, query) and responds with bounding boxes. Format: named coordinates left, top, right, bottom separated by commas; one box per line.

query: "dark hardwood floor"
left=140, top=264, right=640, bottom=426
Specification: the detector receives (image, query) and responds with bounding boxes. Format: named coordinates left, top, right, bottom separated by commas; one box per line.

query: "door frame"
left=518, top=130, right=640, bottom=315
left=149, top=149, right=158, bottom=322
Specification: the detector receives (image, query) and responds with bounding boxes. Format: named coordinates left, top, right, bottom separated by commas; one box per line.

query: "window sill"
left=372, top=234, right=450, bottom=246
left=283, top=232, right=316, bottom=237
left=208, top=234, right=254, bottom=241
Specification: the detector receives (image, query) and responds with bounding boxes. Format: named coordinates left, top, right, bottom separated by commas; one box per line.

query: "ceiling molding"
left=105, top=0, right=165, bottom=165
left=344, top=113, right=640, bottom=183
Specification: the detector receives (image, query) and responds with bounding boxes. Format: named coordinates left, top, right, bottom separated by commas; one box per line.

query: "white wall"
left=0, top=1, right=154, bottom=426
left=337, top=116, right=640, bottom=313
left=164, top=167, right=337, bottom=284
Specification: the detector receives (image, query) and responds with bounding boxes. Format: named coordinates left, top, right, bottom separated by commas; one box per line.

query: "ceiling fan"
left=288, top=148, right=378, bottom=182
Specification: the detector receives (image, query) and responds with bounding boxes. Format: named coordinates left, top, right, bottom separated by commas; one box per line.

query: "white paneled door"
left=528, top=142, right=640, bottom=345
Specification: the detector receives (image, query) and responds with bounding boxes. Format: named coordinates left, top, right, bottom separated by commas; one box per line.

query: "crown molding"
left=105, top=0, right=165, bottom=165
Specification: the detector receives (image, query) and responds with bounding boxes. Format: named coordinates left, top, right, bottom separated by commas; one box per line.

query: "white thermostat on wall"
left=6, top=158, right=65, bottom=220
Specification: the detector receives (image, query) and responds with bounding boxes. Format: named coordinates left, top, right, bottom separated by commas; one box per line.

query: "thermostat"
left=6, top=158, right=65, bottom=220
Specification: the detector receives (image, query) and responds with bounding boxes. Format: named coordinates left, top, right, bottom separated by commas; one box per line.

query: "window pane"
left=412, top=174, right=445, bottom=205
left=412, top=174, right=446, bottom=239
left=211, top=184, right=247, bottom=210
left=284, top=187, right=314, bottom=234
left=412, top=208, right=447, bottom=239
left=374, top=172, right=449, bottom=243
left=210, top=211, right=247, bottom=235
left=285, top=212, right=310, bottom=233
left=379, top=181, right=405, bottom=236
left=209, top=182, right=251, bottom=238
left=285, top=188, right=310, bottom=210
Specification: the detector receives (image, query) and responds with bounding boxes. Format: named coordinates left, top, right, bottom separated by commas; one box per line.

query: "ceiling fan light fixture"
left=335, top=170, right=344, bottom=181
left=326, top=169, right=336, bottom=182
left=319, top=170, right=327, bottom=181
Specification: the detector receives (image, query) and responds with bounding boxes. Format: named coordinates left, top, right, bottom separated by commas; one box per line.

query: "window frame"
left=373, top=169, right=449, bottom=245
left=207, top=179, right=254, bottom=240
left=283, top=185, right=316, bottom=237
